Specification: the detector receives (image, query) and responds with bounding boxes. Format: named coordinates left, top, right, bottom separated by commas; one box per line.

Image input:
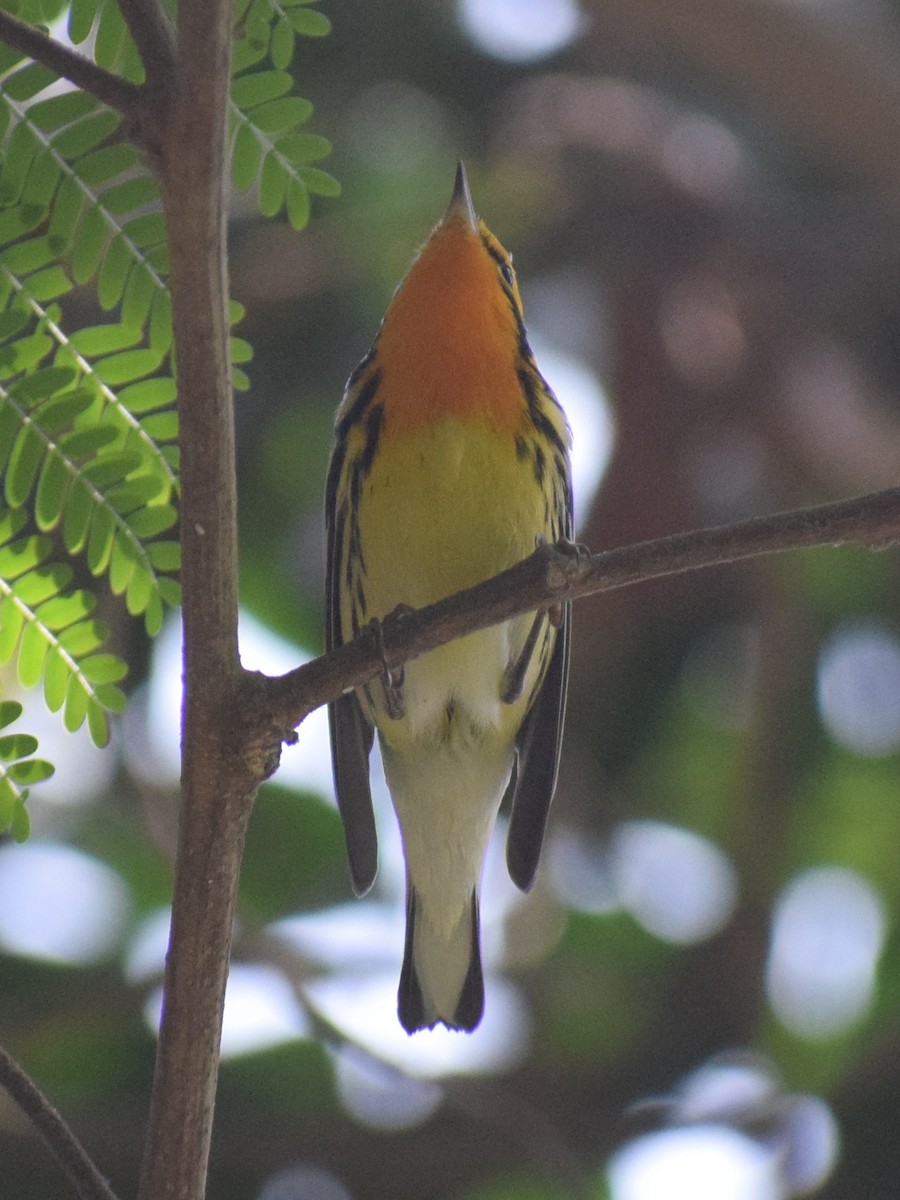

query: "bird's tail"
left=398, top=885, right=484, bottom=1033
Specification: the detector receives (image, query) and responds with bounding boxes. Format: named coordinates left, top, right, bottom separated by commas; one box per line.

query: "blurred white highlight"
left=0, top=841, right=129, bottom=963
left=817, top=623, right=900, bottom=756
left=458, top=0, right=584, bottom=61
left=767, top=866, right=887, bottom=1038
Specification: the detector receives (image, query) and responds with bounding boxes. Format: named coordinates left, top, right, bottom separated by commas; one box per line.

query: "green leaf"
left=0, top=701, right=24, bottom=731
left=0, top=734, right=39, bottom=760
left=126, top=563, right=154, bottom=616
left=94, top=0, right=128, bottom=69
left=36, top=589, right=95, bottom=630
left=80, top=652, right=128, bottom=684
left=142, top=590, right=164, bottom=636
left=76, top=141, right=139, bottom=187
left=0, top=534, right=50, bottom=579
left=20, top=265, right=71, bottom=301
left=97, top=235, right=133, bottom=309
left=149, top=291, right=172, bottom=355
left=4, top=426, right=44, bottom=508
left=34, top=389, right=95, bottom=433
left=288, top=6, right=331, bottom=35
left=86, top=504, right=116, bottom=574
left=0, top=778, right=14, bottom=833
left=157, top=576, right=182, bottom=608
left=69, top=323, right=142, bottom=355
left=101, top=176, right=159, bottom=215
left=44, top=645, right=70, bottom=711
left=230, top=337, right=253, bottom=364
left=93, top=682, right=126, bottom=713
left=21, top=152, right=62, bottom=210
left=58, top=424, right=120, bottom=460
left=27, top=90, right=97, bottom=132
left=299, top=166, right=341, bottom=196
left=232, top=122, right=263, bottom=191
left=47, top=174, right=84, bottom=251
left=118, top=377, right=177, bottom=415
left=0, top=205, right=45, bottom=249
left=106, top=475, right=168, bottom=513
left=59, top=617, right=108, bottom=657
left=69, top=0, right=98, bottom=44
left=146, top=540, right=180, bottom=571
left=11, top=801, right=30, bottom=842
left=63, top=672, right=90, bottom=733
left=34, top=451, right=69, bottom=530
left=0, top=330, right=53, bottom=373
left=121, top=265, right=158, bottom=328
left=123, top=212, right=166, bottom=248
left=70, top=204, right=108, bottom=284
left=259, top=151, right=287, bottom=217
left=86, top=696, right=110, bottom=746
left=249, top=96, right=312, bottom=135
left=0, top=601, right=25, bottom=664
left=3, top=61, right=58, bottom=101
left=51, top=109, right=120, bottom=159
left=140, top=411, right=178, bottom=440
left=2, top=234, right=57, bottom=274
left=12, top=563, right=73, bottom=607
left=8, top=758, right=54, bottom=784
left=80, top=449, right=143, bottom=488
left=231, top=69, right=293, bottom=109
left=127, top=504, right=177, bottom=538
left=62, top=479, right=94, bottom=552
left=108, top=531, right=137, bottom=593
left=17, top=618, right=50, bottom=688
left=8, top=364, right=77, bottom=405
left=270, top=18, right=294, bottom=69
left=94, top=347, right=163, bottom=385
left=286, top=179, right=310, bottom=230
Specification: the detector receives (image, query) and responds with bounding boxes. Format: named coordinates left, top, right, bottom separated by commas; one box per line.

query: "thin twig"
left=244, top=486, right=900, bottom=754
left=0, top=1044, right=119, bottom=1200
left=0, top=10, right=143, bottom=118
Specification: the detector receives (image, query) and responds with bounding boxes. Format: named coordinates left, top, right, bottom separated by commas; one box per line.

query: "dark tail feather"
left=398, top=888, right=484, bottom=1034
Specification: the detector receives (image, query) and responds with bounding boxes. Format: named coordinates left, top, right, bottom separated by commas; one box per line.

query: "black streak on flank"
left=517, top=366, right=567, bottom=457
left=337, top=368, right=382, bottom=439
left=533, top=442, right=546, bottom=488
left=358, top=403, right=384, bottom=478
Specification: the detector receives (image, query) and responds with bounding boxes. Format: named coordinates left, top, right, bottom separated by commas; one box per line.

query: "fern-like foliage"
left=0, top=698, right=53, bottom=840
left=231, top=0, right=340, bottom=228
left=0, top=0, right=336, bottom=814
left=0, top=41, right=180, bottom=753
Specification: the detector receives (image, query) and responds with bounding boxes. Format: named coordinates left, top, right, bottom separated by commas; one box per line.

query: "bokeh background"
left=6, top=0, right=900, bottom=1197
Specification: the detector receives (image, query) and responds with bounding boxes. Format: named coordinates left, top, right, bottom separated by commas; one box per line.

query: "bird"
left=325, top=162, right=572, bottom=1033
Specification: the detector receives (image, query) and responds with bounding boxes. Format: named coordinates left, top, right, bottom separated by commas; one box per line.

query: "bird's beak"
left=444, top=161, right=478, bottom=231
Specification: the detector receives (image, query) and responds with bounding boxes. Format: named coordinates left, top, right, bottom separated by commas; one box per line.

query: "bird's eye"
left=500, top=261, right=515, bottom=287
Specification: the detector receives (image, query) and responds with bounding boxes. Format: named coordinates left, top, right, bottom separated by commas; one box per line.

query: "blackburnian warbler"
left=325, top=163, right=572, bottom=1033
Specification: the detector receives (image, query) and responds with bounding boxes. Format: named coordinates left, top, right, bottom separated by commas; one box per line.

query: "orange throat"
left=375, top=221, right=525, bottom=436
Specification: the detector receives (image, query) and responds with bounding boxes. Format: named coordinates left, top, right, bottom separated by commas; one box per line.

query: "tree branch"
left=242, top=486, right=900, bottom=755
left=0, top=1044, right=119, bottom=1200
left=136, top=0, right=247, bottom=1197
left=0, top=10, right=143, bottom=118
